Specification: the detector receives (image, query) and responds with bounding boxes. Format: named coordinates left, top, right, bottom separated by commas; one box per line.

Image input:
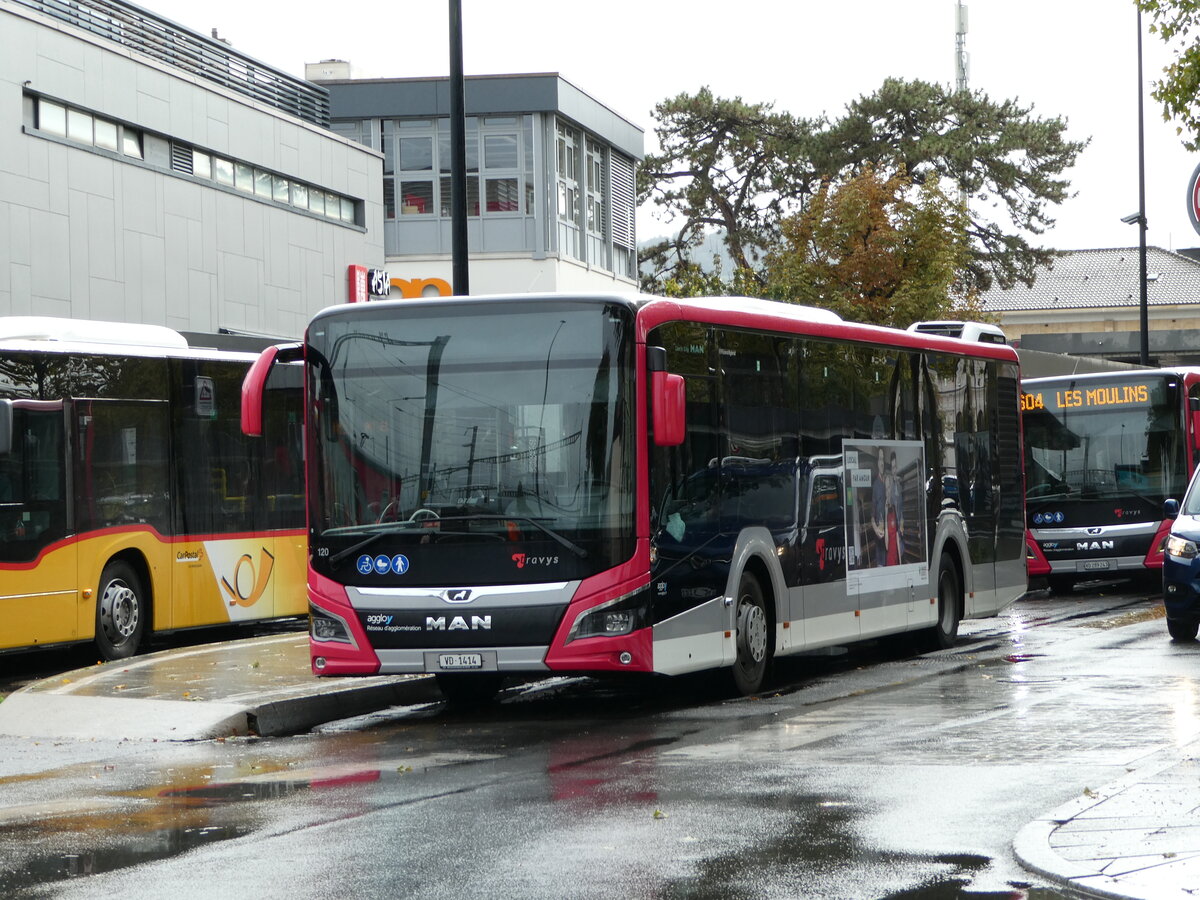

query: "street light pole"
left=1136, top=7, right=1149, bottom=365
left=449, top=0, right=469, bottom=295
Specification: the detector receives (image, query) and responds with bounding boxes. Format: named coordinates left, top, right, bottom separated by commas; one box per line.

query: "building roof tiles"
left=980, top=246, right=1200, bottom=312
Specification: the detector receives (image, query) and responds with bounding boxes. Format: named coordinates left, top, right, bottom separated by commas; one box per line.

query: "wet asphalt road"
left=0, top=580, right=1189, bottom=900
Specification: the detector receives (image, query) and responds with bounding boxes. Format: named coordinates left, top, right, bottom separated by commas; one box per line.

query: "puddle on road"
left=881, top=878, right=1072, bottom=899
left=0, top=819, right=250, bottom=895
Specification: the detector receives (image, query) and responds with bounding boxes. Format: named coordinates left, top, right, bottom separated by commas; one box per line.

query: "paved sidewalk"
left=0, top=632, right=437, bottom=741
left=1014, top=740, right=1200, bottom=900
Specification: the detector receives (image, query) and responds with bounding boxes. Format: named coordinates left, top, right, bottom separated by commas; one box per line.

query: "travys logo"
left=220, top=547, right=275, bottom=608
left=512, top=553, right=559, bottom=568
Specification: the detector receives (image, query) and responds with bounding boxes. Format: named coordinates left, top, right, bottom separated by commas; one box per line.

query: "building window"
left=35, top=97, right=142, bottom=162
left=192, top=149, right=212, bottom=179
left=29, top=95, right=361, bottom=227
left=214, top=157, right=235, bottom=186
left=95, top=119, right=119, bottom=152
left=610, top=152, right=637, bottom=278
left=331, top=119, right=373, bottom=149
left=38, top=99, right=66, bottom=136
left=67, top=108, right=92, bottom=143
left=373, top=115, right=529, bottom=222
left=586, top=138, right=608, bottom=269
left=556, top=119, right=581, bottom=261
left=235, top=163, right=254, bottom=193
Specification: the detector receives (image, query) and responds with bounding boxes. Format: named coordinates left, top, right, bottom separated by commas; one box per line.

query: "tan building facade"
left=980, top=247, right=1200, bottom=364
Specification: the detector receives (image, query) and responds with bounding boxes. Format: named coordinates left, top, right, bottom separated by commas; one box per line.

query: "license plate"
left=437, top=653, right=483, bottom=670
left=1082, top=560, right=1113, bottom=571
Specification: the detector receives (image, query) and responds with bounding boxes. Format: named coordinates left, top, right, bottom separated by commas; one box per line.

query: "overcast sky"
left=144, top=0, right=1200, bottom=253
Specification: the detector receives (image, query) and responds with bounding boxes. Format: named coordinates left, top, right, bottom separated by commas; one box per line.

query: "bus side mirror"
left=0, top=399, right=11, bottom=455
left=241, top=342, right=302, bottom=437
left=1164, top=498, right=1180, bottom=519
left=652, top=371, right=686, bottom=446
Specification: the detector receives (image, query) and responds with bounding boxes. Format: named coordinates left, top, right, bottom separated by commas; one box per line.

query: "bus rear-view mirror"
left=652, top=371, right=685, bottom=446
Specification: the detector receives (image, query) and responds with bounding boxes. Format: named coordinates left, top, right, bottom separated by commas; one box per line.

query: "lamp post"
left=1123, top=7, right=1150, bottom=366
left=449, top=0, right=469, bottom=295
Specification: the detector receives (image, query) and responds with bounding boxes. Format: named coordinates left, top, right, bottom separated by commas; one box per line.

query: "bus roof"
left=0, top=317, right=189, bottom=349
left=311, top=293, right=1019, bottom=363
left=0, top=317, right=271, bottom=363
left=1023, top=367, right=1200, bottom=386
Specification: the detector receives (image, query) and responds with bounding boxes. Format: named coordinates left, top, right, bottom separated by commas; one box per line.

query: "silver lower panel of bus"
left=346, top=582, right=577, bottom=675
left=1045, top=555, right=1146, bottom=575
left=1032, top=520, right=1158, bottom=576
left=375, top=647, right=550, bottom=674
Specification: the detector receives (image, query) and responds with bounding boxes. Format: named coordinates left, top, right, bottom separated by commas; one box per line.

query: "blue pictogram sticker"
left=392, top=554, right=410, bottom=575
left=374, top=554, right=392, bottom=575
left=357, top=555, right=374, bottom=575
left=1054, top=511, right=1065, bottom=524
left=1033, top=513, right=1043, bottom=525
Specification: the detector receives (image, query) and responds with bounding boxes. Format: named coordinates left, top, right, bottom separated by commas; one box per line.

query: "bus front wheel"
left=436, top=673, right=503, bottom=707
left=95, top=561, right=146, bottom=661
left=931, top=554, right=962, bottom=650
left=732, top=570, right=771, bottom=695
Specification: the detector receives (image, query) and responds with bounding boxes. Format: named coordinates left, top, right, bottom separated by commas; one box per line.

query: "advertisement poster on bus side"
left=843, top=440, right=928, bottom=594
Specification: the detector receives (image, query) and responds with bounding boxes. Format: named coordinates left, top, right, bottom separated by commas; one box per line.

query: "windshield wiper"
left=326, top=514, right=588, bottom=567
left=327, top=522, right=428, bottom=567
left=418, top=514, right=588, bottom=559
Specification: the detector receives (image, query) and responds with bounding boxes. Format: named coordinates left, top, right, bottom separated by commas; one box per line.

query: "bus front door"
left=0, top=401, right=77, bottom=649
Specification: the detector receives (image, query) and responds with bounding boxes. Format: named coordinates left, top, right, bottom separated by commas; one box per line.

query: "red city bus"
left=243, top=294, right=1026, bottom=701
left=1022, top=368, right=1200, bottom=592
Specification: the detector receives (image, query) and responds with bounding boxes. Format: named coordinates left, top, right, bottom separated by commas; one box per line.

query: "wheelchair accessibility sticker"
left=357, top=554, right=410, bottom=576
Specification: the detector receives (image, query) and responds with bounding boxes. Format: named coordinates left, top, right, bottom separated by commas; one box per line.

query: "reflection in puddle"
left=0, top=821, right=250, bottom=894
left=158, top=768, right=381, bottom=805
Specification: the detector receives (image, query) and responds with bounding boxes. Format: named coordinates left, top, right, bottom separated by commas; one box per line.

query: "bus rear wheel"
left=732, top=570, right=771, bottom=696
left=95, top=560, right=145, bottom=661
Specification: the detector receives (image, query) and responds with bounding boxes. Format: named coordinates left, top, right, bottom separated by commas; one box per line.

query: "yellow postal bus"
left=0, top=317, right=305, bottom=659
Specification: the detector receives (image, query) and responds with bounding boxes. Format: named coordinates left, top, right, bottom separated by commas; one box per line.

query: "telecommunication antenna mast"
left=955, top=1, right=969, bottom=94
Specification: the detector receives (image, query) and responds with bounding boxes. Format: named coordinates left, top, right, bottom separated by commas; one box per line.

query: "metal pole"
left=449, top=0, right=469, bottom=295
left=1137, top=8, right=1149, bottom=365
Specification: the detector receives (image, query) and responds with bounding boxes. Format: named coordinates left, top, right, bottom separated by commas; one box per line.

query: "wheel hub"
left=738, top=601, right=767, bottom=663
left=100, top=580, right=138, bottom=639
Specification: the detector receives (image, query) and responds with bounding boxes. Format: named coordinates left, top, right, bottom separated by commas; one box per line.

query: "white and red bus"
left=0, top=317, right=306, bottom=660
left=242, top=293, right=1026, bottom=700
left=1022, top=368, right=1200, bottom=592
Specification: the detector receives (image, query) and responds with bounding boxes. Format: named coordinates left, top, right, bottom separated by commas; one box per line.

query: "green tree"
left=637, top=87, right=822, bottom=293
left=764, top=167, right=984, bottom=328
left=639, top=79, right=1086, bottom=297
left=1137, top=0, right=1200, bottom=151
left=818, top=78, right=1087, bottom=291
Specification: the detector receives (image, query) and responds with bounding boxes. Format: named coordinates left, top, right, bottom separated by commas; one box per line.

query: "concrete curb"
left=1013, top=742, right=1200, bottom=900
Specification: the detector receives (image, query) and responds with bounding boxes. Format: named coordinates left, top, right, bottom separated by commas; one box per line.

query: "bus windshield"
left=307, top=299, right=636, bottom=581
left=1023, top=375, right=1186, bottom=518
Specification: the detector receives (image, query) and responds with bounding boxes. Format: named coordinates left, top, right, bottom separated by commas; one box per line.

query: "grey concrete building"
left=2, top=0, right=384, bottom=338
left=315, top=70, right=642, bottom=297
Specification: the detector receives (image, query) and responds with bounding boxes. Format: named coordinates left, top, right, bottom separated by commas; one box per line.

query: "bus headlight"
left=310, top=605, right=353, bottom=643
left=1165, top=535, right=1198, bottom=560
left=567, top=585, right=651, bottom=643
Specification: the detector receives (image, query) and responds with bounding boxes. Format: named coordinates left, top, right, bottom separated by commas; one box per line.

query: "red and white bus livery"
left=243, top=294, right=1026, bottom=701
left=1023, top=368, right=1200, bottom=592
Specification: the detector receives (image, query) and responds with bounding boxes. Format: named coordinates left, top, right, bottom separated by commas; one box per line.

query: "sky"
left=144, top=0, right=1200, bottom=253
